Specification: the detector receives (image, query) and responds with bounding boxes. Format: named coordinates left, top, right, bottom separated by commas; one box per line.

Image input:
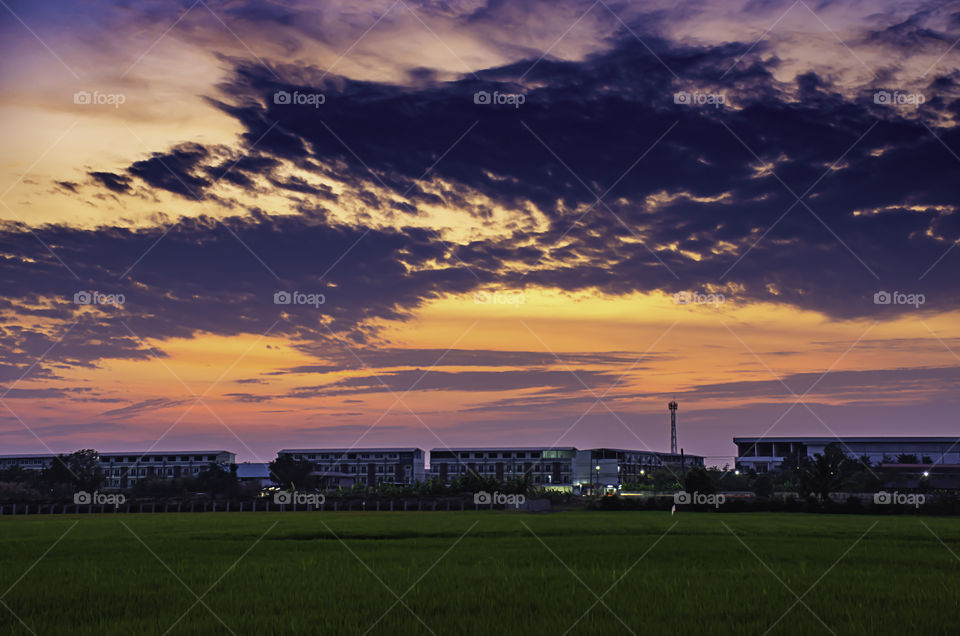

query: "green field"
left=1, top=511, right=957, bottom=635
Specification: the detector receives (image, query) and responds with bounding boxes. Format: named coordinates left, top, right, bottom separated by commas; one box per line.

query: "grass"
left=0, top=511, right=958, bottom=635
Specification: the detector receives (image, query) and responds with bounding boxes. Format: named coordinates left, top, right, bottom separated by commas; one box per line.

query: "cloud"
left=100, top=398, right=195, bottom=419
left=89, top=171, right=132, bottom=194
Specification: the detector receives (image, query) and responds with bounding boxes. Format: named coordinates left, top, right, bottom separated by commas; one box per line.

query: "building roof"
left=0, top=453, right=58, bottom=459
left=585, top=447, right=671, bottom=455
left=278, top=448, right=423, bottom=454
left=236, top=463, right=272, bottom=479
left=1, top=450, right=235, bottom=459
left=98, top=450, right=235, bottom=456
left=430, top=447, right=577, bottom=452
left=734, top=436, right=960, bottom=443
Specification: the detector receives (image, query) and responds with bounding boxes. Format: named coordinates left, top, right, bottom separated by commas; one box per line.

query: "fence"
left=0, top=498, right=551, bottom=515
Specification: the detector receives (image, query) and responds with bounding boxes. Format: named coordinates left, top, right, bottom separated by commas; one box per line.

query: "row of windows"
left=102, top=455, right=221, bottom=463
left=435, top=451, right=546, bottom=460
left=0, top=459, right=48, bottom=466
left=315, top=464, right=413, bottom=473
left=290, top=453, right=403, bottom=461
left=106, top=467, right=203, bottom=477
left=436, top=464, right=570, bottom=474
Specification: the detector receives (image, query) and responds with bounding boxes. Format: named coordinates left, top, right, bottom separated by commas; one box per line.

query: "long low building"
left=99, top=451, right=236, bottom=489
left=734, top=436, right=960, bottom=472
left=429, top=447, right=577, bottom=486
left=277, top=448, right=426, bottom=488
left=0, top=451, right=236, bottom=489
left=0, top=453, right=58, bottom=471
left=429, top=446, right=705, bottom=492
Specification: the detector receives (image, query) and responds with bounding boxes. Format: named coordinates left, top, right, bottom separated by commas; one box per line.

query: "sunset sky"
left=1, top=0, right=959, bottom=466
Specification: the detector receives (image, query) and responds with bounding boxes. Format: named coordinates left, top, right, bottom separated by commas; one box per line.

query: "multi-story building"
left=734, top=436, right=960, bottom=473
left=277, top=448, right=426, bottom=488
left=0, top=453, right=57, bottom=471
left=656, top=451, right=705, bottom=471
left=571, top=448, right=705, bottom=493
left=428, top=447, right=577, bottom=487
left=99, top=451, right=236, bottom=489
left=573, top=448, right=666, bottom=490
left=0, top=450, right=236, bottom=489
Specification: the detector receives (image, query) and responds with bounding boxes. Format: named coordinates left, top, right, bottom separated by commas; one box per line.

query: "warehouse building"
left=734, top=436, right=960, bottom=473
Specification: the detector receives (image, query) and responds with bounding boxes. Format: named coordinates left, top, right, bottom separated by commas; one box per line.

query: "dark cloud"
left=88, top=171, right=132, bottom=194
left=55, top=181, right=79, bottom=193
left=90, top=38, right=958, bottom=322
left=128, top=142, right=212, bottom=198
left=8, top=19, right=960, bottom=385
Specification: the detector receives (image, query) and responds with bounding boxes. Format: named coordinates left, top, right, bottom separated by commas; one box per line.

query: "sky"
left=1, top=0, right=959, bottom=466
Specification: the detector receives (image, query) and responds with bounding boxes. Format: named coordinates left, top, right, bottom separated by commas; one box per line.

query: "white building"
left=277, top=448, right=426, bottom=487
left=0, top=453, right=57, bottom=471
left=734, top=436, right=960, bottom=472
left=428, top=447, right=577, bottom=487
left=0, top=450, right=236, bottom=489
left=99, top=451, right=236, bottom=489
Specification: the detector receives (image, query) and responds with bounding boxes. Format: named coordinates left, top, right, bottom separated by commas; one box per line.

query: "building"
left=574, top=448, right=663, bottom=491
left=656, top=451, right=705, bottom=471
left=572, top=448, right=705, bottom=493
left=0, top=453, right=57, bottom=472
left=277, top=448, right=426, bottom=488
left=236, top=462, right=274, bottom=488
left=0, top=450, right=236, bottom=489
left=429, top=447, right=577, bottom=488
left=99, top=451, right=236, bottom=489
left=734, top=436, right=960, bottom=473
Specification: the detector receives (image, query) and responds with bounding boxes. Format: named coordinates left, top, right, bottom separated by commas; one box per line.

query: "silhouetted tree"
left=684, top=466, right=714, bottom=494
left=269, top=455, right=313, bottom=490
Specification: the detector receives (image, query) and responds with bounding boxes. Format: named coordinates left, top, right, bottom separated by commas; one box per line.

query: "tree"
left=41, top=450, right=104, bottom=491
left=193, top=463, right=239, bottom=498
left=268, top=455, right=313, bottom=490
left=651, top=469, right=682, bottom=491
left=798, top=444, right=846, bottom=500
left=752, top=473, right=774, bottom=498
left=684, top=466, right=714, bottom=494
